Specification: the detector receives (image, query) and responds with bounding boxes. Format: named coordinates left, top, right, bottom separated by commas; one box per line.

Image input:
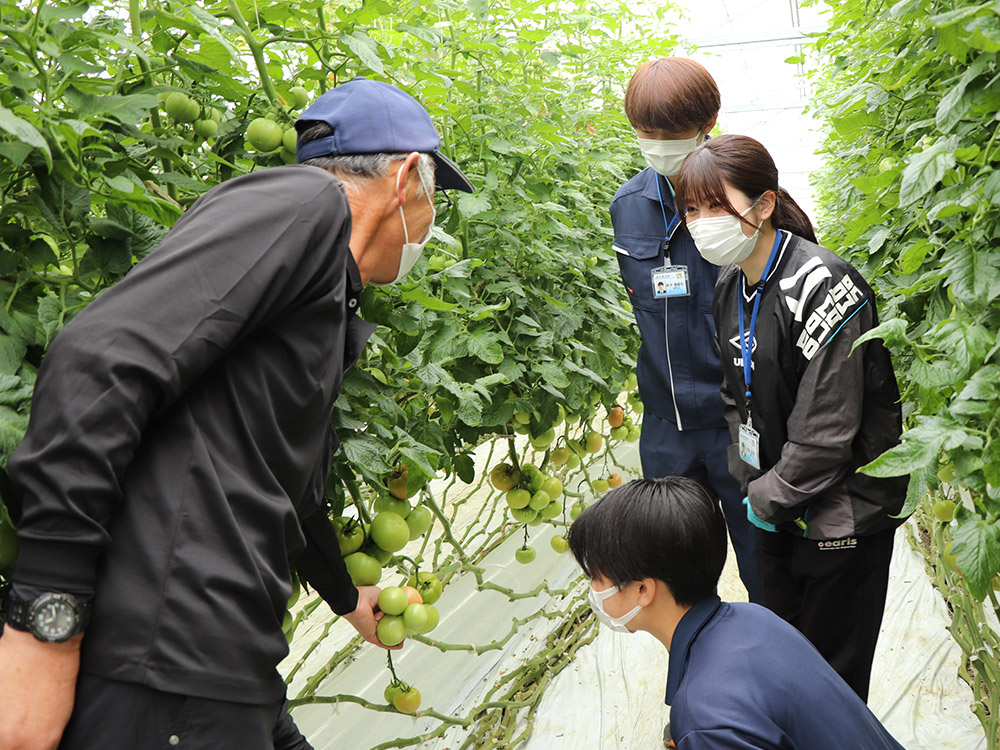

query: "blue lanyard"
left=654, top=176, right=682, bottom=261
left=737, top=231, right=784, bottom=423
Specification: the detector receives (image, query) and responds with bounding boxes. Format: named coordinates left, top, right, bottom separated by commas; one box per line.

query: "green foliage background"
left=0, top=3, right=680, bottom=742
left=0, top=0, right=680, bottom=542
left=811, top=0, right=1000, bottom=740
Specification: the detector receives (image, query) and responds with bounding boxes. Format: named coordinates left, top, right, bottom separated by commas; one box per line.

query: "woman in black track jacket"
left=675, top=134, right=909, bottom=704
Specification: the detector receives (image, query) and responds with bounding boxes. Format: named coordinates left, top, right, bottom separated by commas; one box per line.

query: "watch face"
left=29, top=594, right=79, bottom=642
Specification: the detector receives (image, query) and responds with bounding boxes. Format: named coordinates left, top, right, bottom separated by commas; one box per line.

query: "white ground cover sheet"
left=284, top=442, right=986, bottom=749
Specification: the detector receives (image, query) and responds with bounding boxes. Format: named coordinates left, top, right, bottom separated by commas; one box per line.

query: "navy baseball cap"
left=295, top=78, right=475, bottom=193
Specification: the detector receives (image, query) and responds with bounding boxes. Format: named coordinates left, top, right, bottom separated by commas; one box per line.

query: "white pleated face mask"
left=373, top=167, right=436, bottom=287
left=588, top=584, right=642, bottom=633
left=687, top=203, right=759, bottom=266
left=637, top=133, right=702, bottom=176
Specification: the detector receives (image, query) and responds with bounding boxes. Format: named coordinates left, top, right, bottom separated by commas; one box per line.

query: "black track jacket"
left=713, top=231, right=908, bottom=540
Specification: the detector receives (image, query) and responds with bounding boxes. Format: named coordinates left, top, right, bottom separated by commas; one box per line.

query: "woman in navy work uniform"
left=675, top=134, right=908, bottom=702
left=610, top=58, right=762, bottom=604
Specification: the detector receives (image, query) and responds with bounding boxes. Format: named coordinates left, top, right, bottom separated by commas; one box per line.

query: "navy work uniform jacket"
left=666, top=596, right=906, bottom=749
left=611, top=167, right=763, bottom=605
left=610, top=168, right=727, bottom=433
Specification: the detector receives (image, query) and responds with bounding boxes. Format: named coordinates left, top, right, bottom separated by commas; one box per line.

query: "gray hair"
left=297, top=122, right=435, bottom=197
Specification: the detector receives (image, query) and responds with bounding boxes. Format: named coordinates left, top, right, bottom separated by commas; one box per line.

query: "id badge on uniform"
left=651, top=265, right=690, bottom=298
left=739, top=423, right=761, bottom=469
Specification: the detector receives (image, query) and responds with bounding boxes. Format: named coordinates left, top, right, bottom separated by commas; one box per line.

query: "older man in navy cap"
left=0, top=78, right=473, bottom=750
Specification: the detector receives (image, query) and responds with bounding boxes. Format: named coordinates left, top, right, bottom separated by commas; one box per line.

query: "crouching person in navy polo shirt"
left=568, top=476, right=905, bottom=750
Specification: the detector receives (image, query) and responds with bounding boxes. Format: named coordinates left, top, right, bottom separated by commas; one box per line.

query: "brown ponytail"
left=675, top=134, right=817, bottom=244
left=774, top=187, right=817, bottom=244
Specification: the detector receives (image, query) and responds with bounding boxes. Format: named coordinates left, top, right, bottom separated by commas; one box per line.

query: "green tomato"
left=529, top=490, right=552, bottom=511
left=570, top=501, right=586, bottom=520
left=624, top=373, right=638, bottom=391
left=421, top=604, right=440, bottom=632
left=365, top=541, right=393, bottom=565
left=530, top=428, right=556, bottom=450
left=378, top=586, right=409, bottom=616
left=550, top=535, right=569, bottom=553
left=585, top=431, right=604, bottom=454
left=514, top=411, right=532, bottom=425
left=376, top=614, right=406, bottom=646
left=521, top=464, right=544, bottom=492
left=506, top=488, right=532, bottom=510
left=491, top=463, right=522, bottom=491
left=407, top=572, right=443, bottom=604
left=541, top=477, right=563, bottom=500
left=290, top=86, right=309, bottom=108
left=406, top=505, right=433, bottom=540
left=371, top=512, right=409, bottom=552
left=392, top=685, right=421, bottom=713
left=403, top=602, right=429, bottom=633
left=286, top=574, right=301, bottom=609
left=592, top=479, right=610, bottom=494
left=246, top=117, right=284, bottom=152
left=565, top=453, right=581, bottom=469
left=193, top=119, right=218, bottom=138
left=515, top=545, right=537, bottom=564
left=384, top=682, right=402, bottom=704
left=932, top=500, right=956, bottom=523
left=344, top=552, right=381, bottom=586
left=332, top=517, right=364, bottom=556
left=375, top=495, right=412, bottom=519
left=609, top=425, right=629, bottom=441
left=550, top=447, right=570, bottom=466
left=626, top=426, right=641, bottom=442
left=282, top=127, right=298, bottom=155
left=942, top=542, right=960, bottom=573
left=937, top=465, right=956, bottom=484
left=164, top=92, right=193, bottom=121
left=510, top=505, right=538, bottom=524
left=877, top=156, right=898, bottom=173
left=540, top=499, right=563, bottom=519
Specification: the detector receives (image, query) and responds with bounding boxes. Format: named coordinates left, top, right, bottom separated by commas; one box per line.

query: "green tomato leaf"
left=849, top=318, right=909, bottom=354
left=899, top=141, right=956, bottom=206
left=0, top=106, right=52, bottom=170
left=859, top=415, right=971, bottom=477
left=943, top=244, right=1000, bottom=306
left=400, top=289, right=458, bottom=312
left=951, top=514, right=1000, bottom=601
left=341, top=32, right=384, bottom=74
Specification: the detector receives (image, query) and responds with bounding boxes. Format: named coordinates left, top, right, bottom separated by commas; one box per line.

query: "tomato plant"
left=812, top=1, right=1000, bottom=743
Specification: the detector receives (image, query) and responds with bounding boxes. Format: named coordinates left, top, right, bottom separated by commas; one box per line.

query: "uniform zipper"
left=664, top=297, right=684, bottom=431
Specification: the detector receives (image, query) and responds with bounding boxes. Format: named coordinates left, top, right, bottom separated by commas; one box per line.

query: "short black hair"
left=568, top=477, right=727, bottom=607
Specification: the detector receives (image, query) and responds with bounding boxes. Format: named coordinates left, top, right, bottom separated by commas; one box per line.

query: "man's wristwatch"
left=0, top=591, right=91, bottom=642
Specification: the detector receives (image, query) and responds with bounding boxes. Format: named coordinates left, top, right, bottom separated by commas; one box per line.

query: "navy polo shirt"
left=666, top=596, right=906, bottom=749
left=610, top=168, right=726, bottom=430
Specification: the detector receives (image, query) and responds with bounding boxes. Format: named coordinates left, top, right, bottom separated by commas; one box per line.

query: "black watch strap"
left=1, top=590, right=91, bottom=642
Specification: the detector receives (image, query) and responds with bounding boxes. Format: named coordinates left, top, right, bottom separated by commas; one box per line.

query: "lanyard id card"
left=651, top=265, right=690, bottom=298
left=738, top=423, right=761, bottom=469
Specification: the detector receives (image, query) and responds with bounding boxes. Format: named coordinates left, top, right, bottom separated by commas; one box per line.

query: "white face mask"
left=373, top=167, right=436, bottom=287
left=687, top=203, right=760, bottom=266
left=588, top=584, right=642, bottom=633
left=637, top=132, right=702, bottom=177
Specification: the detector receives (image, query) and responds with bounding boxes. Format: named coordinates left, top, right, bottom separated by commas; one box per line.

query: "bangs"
left=675, top=147, right=744, bottom=222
